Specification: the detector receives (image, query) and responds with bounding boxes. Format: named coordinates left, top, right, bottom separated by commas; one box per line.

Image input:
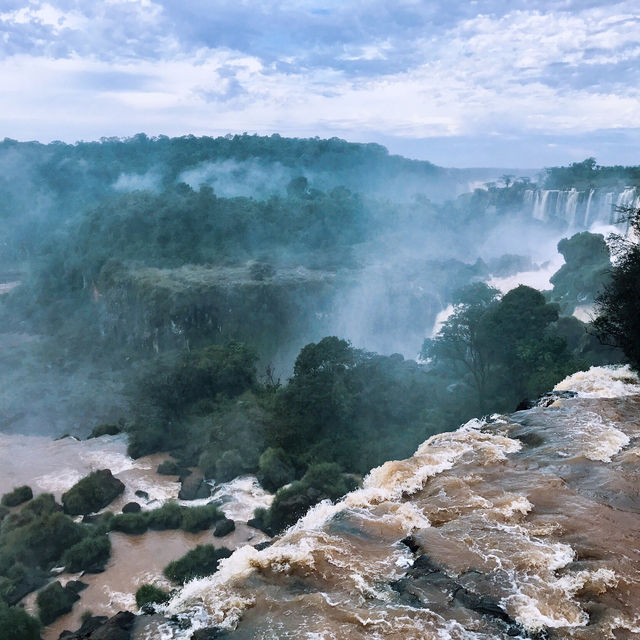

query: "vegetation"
left=1, top=487, right=33, bottom=508
left=0, top=601, right=40, bottom=640
left=163, top=545, right=232, bottom=584
left=543, top=157, right=640, bottom=190
left=62, top=534, right=111, bottom=573
left=61, top=470, right=125, bottom=515
left=36, top=580, right=79, bottom=625
left=593, top=207, right=640, bottom=370
left=135, top=584, right=170, bottom=608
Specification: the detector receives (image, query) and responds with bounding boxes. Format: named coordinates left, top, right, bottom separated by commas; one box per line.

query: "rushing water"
left=143, top=366, right=640, bottom=640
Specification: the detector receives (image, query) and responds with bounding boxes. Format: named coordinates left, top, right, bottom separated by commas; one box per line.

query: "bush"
left=157, top=460, right=181, bottom=475
left=63, top=534, right=111, bottom=573
left=146, top=502, right=182, bottom=530
left=135, top=584, right=170, bottom=609
left=258, top=447, right=295, bottom=492
left=110, top=512, right=148, bottom=535
left=61, top=470, right=125, bottom=515
left=0, top=601, right=40, bottom=640
left=36, top=581, right=79, bottom=625
left=301, top=463, right=352, bottom=501
left=1, top=486, right=33, bottom=508
left=163, top=545, right=232, bottom=584
left=215, top=449, right=245, bottom=482
left=179, top=504, right=223, bottom=533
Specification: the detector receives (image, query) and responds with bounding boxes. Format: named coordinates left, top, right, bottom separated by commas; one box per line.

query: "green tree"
left=593, top=206, right=640, bottom=370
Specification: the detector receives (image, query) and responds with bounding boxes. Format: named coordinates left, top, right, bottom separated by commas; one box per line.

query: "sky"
left=1, top=0, right=639, bottom=167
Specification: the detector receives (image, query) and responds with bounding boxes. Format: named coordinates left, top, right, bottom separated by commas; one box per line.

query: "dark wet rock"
left=37, top=580, right=80, bottom=625
left=391, top=555, right=525, bottom=636
left=65, top=580, right=89, bottom=594
left=62, top=469, right=125, bottom=515
left=122, top=502, right=141, bottom=514
left=88, top=423, right=122, bottom=439
left=253, top=540, right=273, bottom=551
left=517, top=389, right=578, bottom=411
left=213, top=517, right=235, bottom=537
left=179, top=471, right=210, bottom=501
left=400, top=535, right=420, bottom=553
left=59, top=611, right=135, bottom=640
left=134, top=490, right=149, bottom=500
left=191, top=628, right=230, bottom=639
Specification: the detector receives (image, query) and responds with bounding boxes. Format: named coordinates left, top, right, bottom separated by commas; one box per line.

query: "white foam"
left=554, top=365, right=640, bottom=398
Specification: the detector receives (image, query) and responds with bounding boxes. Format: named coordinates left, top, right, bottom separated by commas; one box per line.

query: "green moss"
left=61, top=470, right=125, bottom=516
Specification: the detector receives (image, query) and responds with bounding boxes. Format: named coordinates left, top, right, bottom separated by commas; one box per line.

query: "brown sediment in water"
left=161, top=393, right=640, bottom=639
left=26, top=525, right=268, bottom=640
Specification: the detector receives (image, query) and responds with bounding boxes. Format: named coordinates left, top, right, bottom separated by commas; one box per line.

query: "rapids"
left=149, top=366, right=640, bottom=639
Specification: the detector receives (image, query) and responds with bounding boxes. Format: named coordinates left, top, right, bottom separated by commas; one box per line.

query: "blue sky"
left=1, top=0, right=639, bottom=166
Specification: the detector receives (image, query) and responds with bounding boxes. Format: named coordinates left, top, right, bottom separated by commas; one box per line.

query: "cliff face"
left=149, top=366, right=640, bottom=639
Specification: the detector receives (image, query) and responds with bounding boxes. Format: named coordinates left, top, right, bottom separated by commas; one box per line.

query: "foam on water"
left=554, top=364, right=640, bottom=398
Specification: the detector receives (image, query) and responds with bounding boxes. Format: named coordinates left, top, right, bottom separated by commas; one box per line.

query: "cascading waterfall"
left=522, top=186, right=638, bottom=231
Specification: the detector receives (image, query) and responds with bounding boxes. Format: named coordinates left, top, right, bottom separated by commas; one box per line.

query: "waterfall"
left=565, top=188, right=579, bottom=227
left=584, top=189, right=594, bottom=227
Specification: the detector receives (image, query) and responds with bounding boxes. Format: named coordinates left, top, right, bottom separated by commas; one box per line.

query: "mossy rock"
left=163, top=545, right=232, bottom=584
left=2, top=485, right=33, bottom=507
left=213, top=518, right=235, bottom=538
left=61, top=470, right=125, bottom=515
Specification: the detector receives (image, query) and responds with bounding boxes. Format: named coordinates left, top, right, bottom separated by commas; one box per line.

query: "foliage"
left=0, top=601, right=40, bottom=640
left=163, top=545, right=232, bottom=584
left=135, top=584, right=170, bottom=609
left=593, top=207, right=640, bottom=370
left=549, top=232, right=611, bottom=314
left=36, top=580, right=79, bottom=625
left=109, top=502, right=223, bottom=535
left=62, top=534, right=111, bottom=573
left=61, top=470, right=125, bottom=515
left=1, top=486, right=33, bottom=508
left=423, top=284, right=582, bottom=410
left=258, top=447, right=295, bottom=492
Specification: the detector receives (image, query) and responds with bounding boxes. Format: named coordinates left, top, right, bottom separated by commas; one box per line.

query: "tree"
left=421, top=283, right=500, bottom=411
left=593, top=206, right=640, bottom=370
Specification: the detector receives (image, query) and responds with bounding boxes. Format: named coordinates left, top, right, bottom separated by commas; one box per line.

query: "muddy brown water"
left=160, top=383, right=640, bottom=638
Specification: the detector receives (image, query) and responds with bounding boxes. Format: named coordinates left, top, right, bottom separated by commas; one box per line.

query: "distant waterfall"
left=522, top=186, right=639, bottom=230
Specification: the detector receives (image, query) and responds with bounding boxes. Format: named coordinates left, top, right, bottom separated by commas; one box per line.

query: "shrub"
left=0, top=601, right=40, bottom=640
left=61, top=470, right=125, bottom=515
left=36, top=581, right=79, bottom=625
left=63, top=534, right=111, bottom=573
left=88, top=423, right=121, bottom=439
left=1, top=486, right=33, bottom=508
left=163, top=545, right=232, bottom=584
left=258, top=448, right=295, bottom=492
left=135, top=584, right=170, bottom=609
left=146, top=502, right=182, bottom=531
left=215, top=449, right=244, bottom=482
left=110, top=512, right=148, bottom=535
left=157, top=460, right=180, bottom=475
left=179, top=504, right=223, bottom=533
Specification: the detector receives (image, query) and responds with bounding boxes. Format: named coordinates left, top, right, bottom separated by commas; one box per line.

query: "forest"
left=0, top=135, right=639, bottom=634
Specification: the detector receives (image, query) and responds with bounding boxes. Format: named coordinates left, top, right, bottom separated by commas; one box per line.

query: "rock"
left=122, top=502, right=141, bottom=514
left=253, top=540, right=273, bottom=551
left=400, top=535, right=420, bottom=554
left=62, top=470, right=125, bottom=515
left=58, top=611, right=135, bottom=640
left=88, top=423, right=122, bottom=439
left=65, top=580, right=88, bottom=595
left=191, top=628, right=230, bottom=639
left=213, top=518, right=235, bottom=537
left=178, top=471, right=210, bottom=501
left=134, top=490, right=149, bottom=500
